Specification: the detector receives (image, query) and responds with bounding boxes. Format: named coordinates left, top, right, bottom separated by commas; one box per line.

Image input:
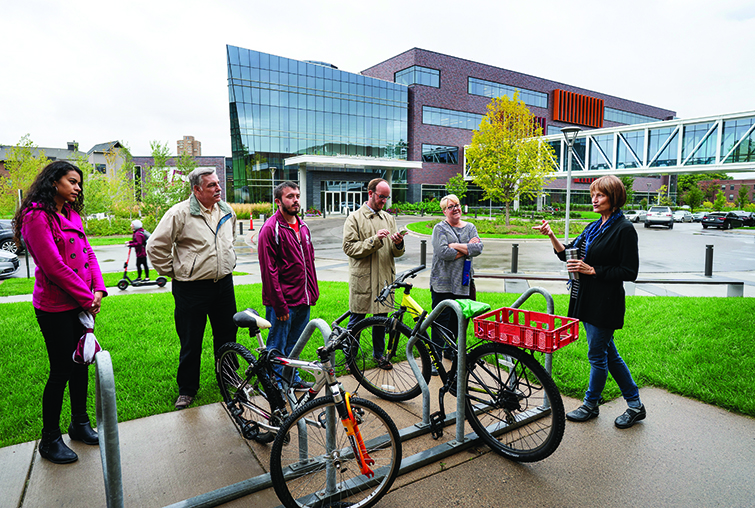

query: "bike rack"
left=95, top=350, right=124, bottom=508
left=165, top=288, right=560, bottom=507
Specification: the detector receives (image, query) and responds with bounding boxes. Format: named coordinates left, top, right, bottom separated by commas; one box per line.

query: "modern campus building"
left=226, top=46, right=678, bottom=210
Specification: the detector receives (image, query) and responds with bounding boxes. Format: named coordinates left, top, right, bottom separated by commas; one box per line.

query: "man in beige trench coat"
left=342, top=178, right=405, bottom=369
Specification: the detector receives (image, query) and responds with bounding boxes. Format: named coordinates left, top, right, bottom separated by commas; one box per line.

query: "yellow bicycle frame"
left=401, top=292, right=424, bottom=320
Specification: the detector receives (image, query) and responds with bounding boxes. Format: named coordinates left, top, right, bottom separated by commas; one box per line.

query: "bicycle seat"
left=233, top=308, right=272, bottom=330
left=456, top=299, right=491, bottom=319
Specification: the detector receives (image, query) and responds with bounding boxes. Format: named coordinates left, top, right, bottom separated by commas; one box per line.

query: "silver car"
left=0, top=249, right=20, bottom=279
left=673, top=210, right=693, bottom=223
left=625, top=210, right=647, bottom=223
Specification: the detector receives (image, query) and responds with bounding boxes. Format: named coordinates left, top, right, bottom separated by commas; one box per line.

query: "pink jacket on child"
left=21, top=203, right=107, bottom=312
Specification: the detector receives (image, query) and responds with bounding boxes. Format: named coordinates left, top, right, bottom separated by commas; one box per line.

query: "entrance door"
left=325, top=191, right=341, bottom=214
left=345, top=192, right=361, bottom=213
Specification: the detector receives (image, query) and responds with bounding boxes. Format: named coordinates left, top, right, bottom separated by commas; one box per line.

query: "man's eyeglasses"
left=445, top=204, right=461, bottom=211
left=374, top=193, right=390, bottom=200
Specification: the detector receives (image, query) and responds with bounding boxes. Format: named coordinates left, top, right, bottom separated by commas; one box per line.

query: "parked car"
left=692, top=212, right=707, bottom=222
left=645, top=206, right=674, bottom=229
left=673, top=210, right=693, bottom=223
left=0, top=249, right=20, bottom=279
left=340, top=201, right=358, bottom=212
left=0, top=220, right=25, bottom=255
left=624, top=210, right=647, bottom=223
left=701, top=212, right=745, bottom=229
left=730, top=211, right=755, bottom=227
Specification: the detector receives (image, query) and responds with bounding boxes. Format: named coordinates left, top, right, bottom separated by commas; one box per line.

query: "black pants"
left=430, top=281, right=476, bottom=352
left=35, top=307, right=89, bottom=432
left=135, top=256, right=149, bottom=279
left=172, top=274, right=237, bottom=396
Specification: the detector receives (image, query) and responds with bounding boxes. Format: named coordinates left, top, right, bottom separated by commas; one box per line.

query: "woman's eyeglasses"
left=445, top=204, right=461, bottom=211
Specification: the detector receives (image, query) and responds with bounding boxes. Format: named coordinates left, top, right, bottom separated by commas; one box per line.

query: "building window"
left=422, top=144, right=459, bottom=164
left=604, top=107, right=661, bottom=125
left=468, top=77, right=547, bottom=109
left=395, top=66, right=439, bottom=87
left=95, top=164, right=106, bottom=174
left=423, top=106, right=483, bottom=130
left=731, top=185, right=735, bottom=190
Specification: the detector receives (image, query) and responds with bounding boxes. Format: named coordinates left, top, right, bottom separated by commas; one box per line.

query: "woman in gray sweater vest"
left=429, top=194, right=483, bottom=373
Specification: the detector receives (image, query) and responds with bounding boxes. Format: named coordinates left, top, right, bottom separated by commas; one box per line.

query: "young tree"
left=445, top=174, right=468, bottom=202
left=142, top=141, right=190, bottom=221
left=713, top=190, right=726, bottom=211
left=619, top=176, right=635, bottom=207
left=735, top=185, right=751, bottom=209
left=0, top=135, right=50, bottom=214
left=683, top=185, right=704, bottom=212
left=465, top=93, right=556, bottom=225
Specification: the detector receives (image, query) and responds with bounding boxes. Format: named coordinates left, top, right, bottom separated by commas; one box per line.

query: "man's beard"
left=282, top=203, right=299, bottom=216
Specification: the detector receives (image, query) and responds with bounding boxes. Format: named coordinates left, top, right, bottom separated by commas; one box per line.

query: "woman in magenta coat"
left=13, top=161, right=107, bottom=464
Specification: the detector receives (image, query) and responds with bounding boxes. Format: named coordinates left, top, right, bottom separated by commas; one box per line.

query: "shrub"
left=230, top=202, right=274, bottom=219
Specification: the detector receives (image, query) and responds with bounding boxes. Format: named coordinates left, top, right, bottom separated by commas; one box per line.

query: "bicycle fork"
left=332, top=388, right=375, bottom=478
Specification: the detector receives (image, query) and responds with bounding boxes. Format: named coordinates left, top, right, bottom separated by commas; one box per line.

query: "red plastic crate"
left=473, top=307, right=580, bottom=353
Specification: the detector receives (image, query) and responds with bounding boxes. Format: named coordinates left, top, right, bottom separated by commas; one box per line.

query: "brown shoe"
left=175, top=395, right=194, bottom=410
left=375, top=356, right=393, bottom=370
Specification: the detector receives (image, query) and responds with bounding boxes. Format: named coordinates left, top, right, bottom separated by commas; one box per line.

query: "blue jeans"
left=347, top=313, right=388, bottom=359
left=265, top=305, right=311, bottom=383
left=583, top=322, right=641, bottom=408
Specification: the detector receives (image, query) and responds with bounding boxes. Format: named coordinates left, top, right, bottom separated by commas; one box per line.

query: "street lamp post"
left=561, top=126, right=581, bottom=244
left=270, top=167, right=277, bottom=205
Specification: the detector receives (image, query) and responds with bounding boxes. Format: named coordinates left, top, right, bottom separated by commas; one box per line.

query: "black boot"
left=39, top=428, right=78, bottom=464
left=68, top=414, right=99, bottom=445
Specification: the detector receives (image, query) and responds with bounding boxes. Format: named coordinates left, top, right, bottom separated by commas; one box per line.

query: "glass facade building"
left=227, top=45, right=409, bottom=206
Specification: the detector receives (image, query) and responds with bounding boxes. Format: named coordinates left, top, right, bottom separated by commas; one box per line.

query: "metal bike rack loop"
left=95, top=350, right=124, bottom=508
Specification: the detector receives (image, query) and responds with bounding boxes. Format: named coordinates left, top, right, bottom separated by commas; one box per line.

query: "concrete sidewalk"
left=3, top=383, right=754, bottom=508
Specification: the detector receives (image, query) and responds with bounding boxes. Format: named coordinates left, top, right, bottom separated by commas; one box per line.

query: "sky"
left=2, top=0, right=755, bottom=159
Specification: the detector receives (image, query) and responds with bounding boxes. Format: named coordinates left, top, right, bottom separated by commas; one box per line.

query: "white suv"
left=645, top=206, right=674, bottom=229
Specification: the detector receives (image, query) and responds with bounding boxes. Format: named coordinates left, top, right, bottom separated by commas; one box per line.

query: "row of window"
left=468, top=77, right=548, bottom=109
left=228, top=45, right=402, bottom=91
left=395, top=66, right=440, bottom=87
left=232, top=86, right=406, bottom=122
left=604, top=107, right=660, bottom=125
left=422, top=106, right=483, bottom=130
left=421, top=144, right=459, bottom=164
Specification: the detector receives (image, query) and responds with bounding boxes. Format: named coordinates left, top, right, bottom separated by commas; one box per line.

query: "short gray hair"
left=188, top=168, right=216, bottom=189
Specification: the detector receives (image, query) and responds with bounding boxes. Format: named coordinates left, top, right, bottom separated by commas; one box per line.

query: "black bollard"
left=420, top=239, right=427, bottom=267
left=239, top=222, right=244, bottom=235
left=511, top=243, right=519, bottom=273
left=705, top=244, right=714, bottom=277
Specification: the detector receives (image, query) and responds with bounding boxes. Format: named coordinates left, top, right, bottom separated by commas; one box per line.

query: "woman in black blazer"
left=534, top=175, right=645, bottom=429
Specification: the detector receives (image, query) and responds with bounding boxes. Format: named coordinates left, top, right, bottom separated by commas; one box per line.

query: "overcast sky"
left=2, top=0, right=755, bottom=158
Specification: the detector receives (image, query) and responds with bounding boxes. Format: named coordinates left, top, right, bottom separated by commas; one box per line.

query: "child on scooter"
left=127, top=220, right=149, bottom=281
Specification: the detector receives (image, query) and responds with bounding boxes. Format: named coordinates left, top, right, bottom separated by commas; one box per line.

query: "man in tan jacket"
left=342, top=178, right=405, bottom=369
left=147, top=168, right=238, bottom=409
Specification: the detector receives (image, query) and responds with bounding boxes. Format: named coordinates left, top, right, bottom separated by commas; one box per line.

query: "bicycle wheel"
left=216, top=342, right=275, bottom=443
left=464, top=342, right=565, bottom=462
left=348, top=316, right=431, bottom=402
left=270, top=396, right=401, bottom=508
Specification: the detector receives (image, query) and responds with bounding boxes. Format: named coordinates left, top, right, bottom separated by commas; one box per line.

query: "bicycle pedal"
left=429, top=411, right=445, bottom=440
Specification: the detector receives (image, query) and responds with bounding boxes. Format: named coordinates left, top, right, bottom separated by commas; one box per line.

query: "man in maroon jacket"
left=258, top=181, right=319, bottom=391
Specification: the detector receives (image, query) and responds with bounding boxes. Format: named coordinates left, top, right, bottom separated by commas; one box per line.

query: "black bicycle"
left=346, top=266, right=566, bottom=462
left=215, top=309, right=401, bottom=508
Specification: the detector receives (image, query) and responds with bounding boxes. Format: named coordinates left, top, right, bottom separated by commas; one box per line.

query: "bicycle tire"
left=464, top=342, right=565, bottom=462
left=270, top=396, right=401, bottom=508
left=216, top=342, right=275, bottom=443
left=348, top=316, right=431, bottom=402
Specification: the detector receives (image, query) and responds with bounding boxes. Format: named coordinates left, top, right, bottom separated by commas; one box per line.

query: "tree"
left=141, top=141, right=190, bottom=221
left=465, top=93, right=556, bottom=225
left=619, top=176, right=635, bottom=206
left=677, top=172, right=730, bottom=195
left=445, top=174, right=468, bottom=202
left=735, top=185, right=750, bottom=209
left=640, top=197, right=648, bottom=210
left=683, top=185, right=704, bottom=212
left=713, top=190, right=726, bottom=211
left=0, top=135, right=50, bottom=214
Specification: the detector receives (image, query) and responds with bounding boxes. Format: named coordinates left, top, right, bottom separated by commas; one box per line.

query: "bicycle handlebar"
left=375, top=265, right=426, bottom=304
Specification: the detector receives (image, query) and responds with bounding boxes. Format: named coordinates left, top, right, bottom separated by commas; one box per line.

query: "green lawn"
left=1, top=282, right=754, bottom=448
